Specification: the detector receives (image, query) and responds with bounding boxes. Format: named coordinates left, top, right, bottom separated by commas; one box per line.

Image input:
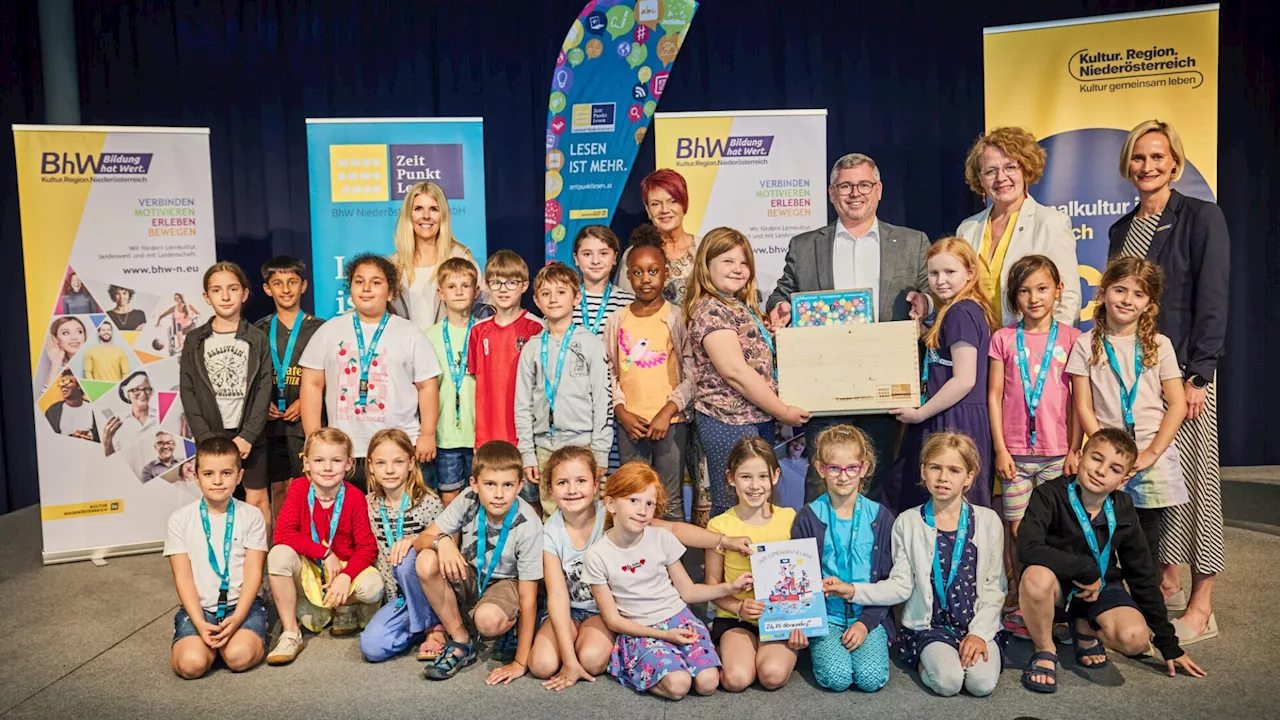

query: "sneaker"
left=491, top=627, right=518, bottom=662
left=1003, top=609, right=1031, bottom=640
left=267, top=631, right=304, bottom=665
left=331, top=606, right=359, bottom=636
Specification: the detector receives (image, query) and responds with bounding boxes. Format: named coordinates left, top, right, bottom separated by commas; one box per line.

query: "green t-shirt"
left=426, top=319, right=477, bottom=449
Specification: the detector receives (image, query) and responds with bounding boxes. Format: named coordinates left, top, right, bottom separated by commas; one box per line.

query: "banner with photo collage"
left=544, top=0, right=699, bottom=267
left=14, top=125, right=218, bottom=563
left=984, top=4, right=1218, bottom=326
left=305, top=118, right=488, bottom=319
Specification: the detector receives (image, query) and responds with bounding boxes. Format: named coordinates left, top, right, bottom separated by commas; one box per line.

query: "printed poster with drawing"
left=749, top=537, right=828, bottom=642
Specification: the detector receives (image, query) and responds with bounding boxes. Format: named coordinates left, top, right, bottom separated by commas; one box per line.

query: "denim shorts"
left=172, top=597, right=270, bottom=647
left=435, top=447, right=473, bottom=493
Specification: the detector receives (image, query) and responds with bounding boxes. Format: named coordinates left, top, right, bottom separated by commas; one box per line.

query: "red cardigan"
left=274, top=479, right=376, bottom=582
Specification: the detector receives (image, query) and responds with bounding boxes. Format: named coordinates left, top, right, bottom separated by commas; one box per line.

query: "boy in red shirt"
left=468, top=250, right=544, bottom=447
left=266, top=428, right=382, bottom=665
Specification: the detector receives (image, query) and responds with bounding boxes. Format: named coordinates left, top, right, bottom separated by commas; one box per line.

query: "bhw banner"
left=544, top=0, right=699, bottom=267
left=653, top=109, right=828, bottom=298
left=305, top=118, right=487, bottom=318
left=984, top=5, right=1218, bottom=324
left=14, top=125, right=217, bottom=563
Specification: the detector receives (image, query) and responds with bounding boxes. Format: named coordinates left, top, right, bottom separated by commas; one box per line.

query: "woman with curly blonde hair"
left=955, top=127, right=1080, bottom=326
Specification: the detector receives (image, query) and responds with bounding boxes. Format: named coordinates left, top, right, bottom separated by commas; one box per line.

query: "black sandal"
left=1022, top=650, right=1059, bottom=693
left=423, top=638, right=476, bottom=681
left=1071, top=624, right=1109, bottom=668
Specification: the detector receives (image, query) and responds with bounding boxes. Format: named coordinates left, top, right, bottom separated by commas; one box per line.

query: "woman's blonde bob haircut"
left=1119, top=119, right=1186, bottom=182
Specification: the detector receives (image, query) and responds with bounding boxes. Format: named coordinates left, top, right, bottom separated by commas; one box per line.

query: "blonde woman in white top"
left=391, top=181, right=481, bottom=331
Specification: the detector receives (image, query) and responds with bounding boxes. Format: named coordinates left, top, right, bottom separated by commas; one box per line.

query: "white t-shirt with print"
left=583, top=525, right=687, bottom=626
left=164, top=498, right=268, bottom=613
left=202, top=331, right=250, bottom=430
left=543, top=500, right=607, bottom=612
left=299, top=312, right=441, bottom=457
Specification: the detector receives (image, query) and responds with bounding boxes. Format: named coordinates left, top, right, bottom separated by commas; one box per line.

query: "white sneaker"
left=267, top=630, right=304, bottom=665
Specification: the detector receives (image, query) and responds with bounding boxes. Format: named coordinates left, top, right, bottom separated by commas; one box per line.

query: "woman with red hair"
left=617, top=169, right=701, bottom=305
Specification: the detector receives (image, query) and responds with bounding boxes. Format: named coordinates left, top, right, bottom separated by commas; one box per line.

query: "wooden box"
left=777, top=320, right=920, bottom=416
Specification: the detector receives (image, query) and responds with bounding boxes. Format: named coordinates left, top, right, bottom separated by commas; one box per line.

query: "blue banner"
left=305, top=118, right=487, bottom=318
left=544, top=0, right=698, bottom=266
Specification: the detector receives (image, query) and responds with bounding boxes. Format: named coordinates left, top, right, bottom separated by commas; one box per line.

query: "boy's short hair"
left=437, top=256, right=479, bottom=286
left=484, top=250, right=529, bottom=282
left=195, top=436, right=242, bottom=472
left=203, top=261, right=250, bottom=292
left=1083, top=428, right=1139, bottom=469
left=472, top=440, right=524, bottom=480
left=533, top=261, right=581, bottom=294
left=261, top=255, right=307, bottom=282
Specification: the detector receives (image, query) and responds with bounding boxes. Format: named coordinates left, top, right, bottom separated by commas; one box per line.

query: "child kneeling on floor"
left=166, top=437, right=270, bottom=678
left=267, top=427, right=383, bottom=665
left=1017, top=428, right=1205, bottom=693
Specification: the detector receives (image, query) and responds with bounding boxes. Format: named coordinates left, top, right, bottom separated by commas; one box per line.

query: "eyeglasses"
left=821, top=463, right=865, bottom=479
left=127, top=385, right=154, bottom=398
left=833, top=181, right=878, bottom=196
left=980, top=163, right=1021, bottom=181
left=487, top=278, right=524, bottom=291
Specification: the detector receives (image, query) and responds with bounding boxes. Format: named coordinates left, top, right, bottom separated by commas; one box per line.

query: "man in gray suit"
left=766, top=152, right=931, bottom=501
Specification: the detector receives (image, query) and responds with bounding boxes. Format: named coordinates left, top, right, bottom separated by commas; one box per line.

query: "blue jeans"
left=696, top=412, right=775, bottom=519
left=173, top=597, right=269, bottom=647
left=616, top=422, right=688, bottom=521
left=360, top=548, right=440, bottom=662
left=435, top=447, right=473, bottom=493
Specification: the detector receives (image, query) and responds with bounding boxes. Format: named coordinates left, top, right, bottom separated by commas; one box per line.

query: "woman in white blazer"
left=956, top=127, right=1081, bottom=326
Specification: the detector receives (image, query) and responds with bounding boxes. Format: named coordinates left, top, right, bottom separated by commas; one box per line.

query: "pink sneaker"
left=1003, top=609, right=1031, bottom=640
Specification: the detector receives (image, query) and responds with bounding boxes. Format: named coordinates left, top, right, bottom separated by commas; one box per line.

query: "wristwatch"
left=1188, top=374, right=1209, bottom=389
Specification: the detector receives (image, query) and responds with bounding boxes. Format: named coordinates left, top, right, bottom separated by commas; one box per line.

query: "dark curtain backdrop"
left=1, top=0, right=1276, bottom=512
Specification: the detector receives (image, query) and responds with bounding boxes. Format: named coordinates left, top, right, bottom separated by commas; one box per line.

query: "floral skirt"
left=608, top=606, right=721, bottom=692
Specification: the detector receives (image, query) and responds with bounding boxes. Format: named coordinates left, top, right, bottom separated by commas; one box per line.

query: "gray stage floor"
left=3, top=468, right=1279, bottom=719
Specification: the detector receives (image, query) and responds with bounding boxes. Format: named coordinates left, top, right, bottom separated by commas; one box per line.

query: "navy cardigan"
left=792, top=496, right=896, bottom=637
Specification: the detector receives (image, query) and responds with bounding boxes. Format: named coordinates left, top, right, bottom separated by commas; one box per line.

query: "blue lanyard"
left=198, top=498, right=237, bottom=622
left=922, top=500, right=969, bottom=611
left=353, top=312, right=390, bottom=406
left=476, top=502, right=518, bottom=594
left=378, top=493, right=410, bottom=608
left=829, top=495, right=864, bottom=619
left=540, top=326, right=578, bottom=437
left=308, top=483, right=346, bottom=583
left=920, top=347, right=952, bottom=404
left=1016, top=320, right=1059, bottom=448
left=1065, top=481, right=1116, bottom=604
left=579, top=283, right=613, bottom=335
left=1100, top=335, right=1143, bottom=437
left=720, top=294, right=776, bottom=381
left=269, top=315, right=304, bottom=413
left=441, top=316, right=475, bottom=427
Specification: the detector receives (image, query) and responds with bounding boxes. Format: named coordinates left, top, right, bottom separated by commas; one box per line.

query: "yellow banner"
left=41, top=499, right=125, bottom=521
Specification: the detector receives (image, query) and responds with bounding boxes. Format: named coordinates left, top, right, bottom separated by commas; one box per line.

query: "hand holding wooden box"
left=777, top=320, right=921, bottom=416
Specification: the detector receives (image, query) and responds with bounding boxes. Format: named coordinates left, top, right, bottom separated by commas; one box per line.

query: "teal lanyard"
left=922, top=500, right=969, bottom=611
left=441, top=315, right=475, bottom=427
left=540, top=326, right=578, bottom=436
left=719, top=294, right=776, bottom=381
left=308, top=483, right=346, bottom=583
left=1100, top=335, right=1143, bottom=438
left=830, top=495, right=863, bottom=620
left=579, top=283, right=613, bottom=335
left=1065, top=481, right=1116, bottom=605
left=198, top=498, right=236, bottom=622
left=269, top=315, right=304, bottom=413
left=1016, top=320, right=1058, bottom=448
left=476, top=503, right=518, bottom=594
left=353, top=312, right=390, bottom=406
left=920, top=347, right=952, bottom=404
left=378, top=493, right=410, bottom=608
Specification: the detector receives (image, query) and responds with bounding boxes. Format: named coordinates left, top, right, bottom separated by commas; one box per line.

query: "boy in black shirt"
left=1017, top=428, right=1205, bottom=693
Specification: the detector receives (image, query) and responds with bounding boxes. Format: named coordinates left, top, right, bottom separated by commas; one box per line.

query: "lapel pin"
left=1157, top=224, right=1172, bottom=231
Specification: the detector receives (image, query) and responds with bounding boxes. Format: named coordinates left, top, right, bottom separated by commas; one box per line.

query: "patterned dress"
left=895, top=510, right=980, bottom=667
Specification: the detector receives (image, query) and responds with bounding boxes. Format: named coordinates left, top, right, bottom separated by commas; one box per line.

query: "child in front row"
left=705, top=438, right=803, bottom=691
left=266, top=428, right=383, bottom=665
left=534, top=446, right=750, bottom=690
left=838, top=432, right=1006, bottom=697
left=584, top=462, right=753, bottom=700
left=607, top=226, right=693, bottom=521
left=427, top=256, right=484, bottom=506
left=515, top=262, right=612, bottom=515
left=988, top=255, right=1082, bottom=634
left=793, top=425, right=895, bottom=693
left=1017, top=429, right=1204, bottom=693
left=413, top=440, right=544, bottom=684
left=359, top=429, right=447, bottom=663
left=165, top=437, right=269, bottom=679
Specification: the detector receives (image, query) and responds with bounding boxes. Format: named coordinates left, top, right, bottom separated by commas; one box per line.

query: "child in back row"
left=533, top=446, right=749, bottom=690
left=607, top=225, right=693, bottom=522
left=842, top=432, right=1006, bottom=698
left=793, top=425, right=895, bottom=693
left=515, top=262, right=611, bottom=514
left=165, top=437, right=269, bottom=679
left=585, top=462, right=753, bottom=700
left=267, top=428, right=382, bottom=665
left=426, top=256, right=484, bottom=506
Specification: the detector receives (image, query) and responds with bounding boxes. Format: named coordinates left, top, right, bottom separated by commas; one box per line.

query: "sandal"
left=1071, top=623, right=1108, bottom=668
left=417, top=625, right=447, bottom=661
left=423, top=638, right=476, bottom=681
left=491, top=627, right=518, bottom=663
left=1021, top=650, right=1059, bottom=694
